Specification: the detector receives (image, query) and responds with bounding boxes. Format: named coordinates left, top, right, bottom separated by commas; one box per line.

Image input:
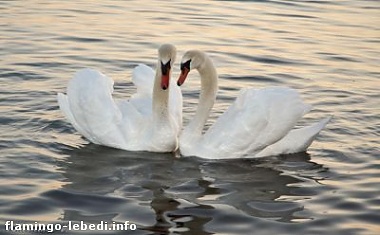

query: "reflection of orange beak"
left=161, top=73, right=170, bottom=90
left=177, top=68, right=190, bottom=86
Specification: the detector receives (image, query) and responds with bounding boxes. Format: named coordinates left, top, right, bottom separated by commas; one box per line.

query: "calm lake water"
left=1, top=0, right=379, bottom=234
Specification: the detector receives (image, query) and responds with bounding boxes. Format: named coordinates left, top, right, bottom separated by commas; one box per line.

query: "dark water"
left=1, top=0, right=379, bottom=234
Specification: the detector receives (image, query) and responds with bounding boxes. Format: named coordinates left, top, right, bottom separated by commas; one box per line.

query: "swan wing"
left=59, top=65, right=181, bottom=151
left=255, top=116, right=332, bottom=157
left=60, top=68, right=127, bottom=147
left=57, top=92, right=99, bottom=144
left=202, top=87, right=310, bottom=158
left=129, top=64, right=155, bottom=116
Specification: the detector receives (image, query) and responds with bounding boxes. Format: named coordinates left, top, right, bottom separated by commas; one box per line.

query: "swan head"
left=177, top=50, right=206, bottom=86
left=158, top=44, right=177, bottom=90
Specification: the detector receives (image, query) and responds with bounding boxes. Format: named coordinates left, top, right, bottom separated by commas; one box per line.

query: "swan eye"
left=181, top=60, right=191, bottom=71
left=161, top=59, right=171, bottom=75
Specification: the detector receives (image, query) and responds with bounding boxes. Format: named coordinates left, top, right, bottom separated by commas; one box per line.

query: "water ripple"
left=0, top=0, right=379, bottom=234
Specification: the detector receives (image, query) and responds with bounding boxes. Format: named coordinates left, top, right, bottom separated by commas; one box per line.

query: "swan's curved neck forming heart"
left=184, top=53, right=218, bottom=136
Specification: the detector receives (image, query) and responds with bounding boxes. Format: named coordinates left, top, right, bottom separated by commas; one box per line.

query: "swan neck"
left=152, top=64, right=169, bottom=122
left=186, top=56, right=218, bottom=135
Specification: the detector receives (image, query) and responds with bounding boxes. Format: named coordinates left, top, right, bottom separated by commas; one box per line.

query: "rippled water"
left=1, top=0, right=379, bottom=234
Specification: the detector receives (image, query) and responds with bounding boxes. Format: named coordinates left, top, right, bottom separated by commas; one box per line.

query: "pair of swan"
left=58, top=44, right=331, bottom=159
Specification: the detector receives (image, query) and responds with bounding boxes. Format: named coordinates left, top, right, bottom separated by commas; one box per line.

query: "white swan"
left=57, top=44, right=182, bottom=152
left=177, top=50, right=331, bottom=159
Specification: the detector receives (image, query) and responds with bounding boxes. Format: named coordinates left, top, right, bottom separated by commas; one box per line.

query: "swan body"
left=58, top=44, right=182, bottom=152
left=177, top=50, right=330, bottom=159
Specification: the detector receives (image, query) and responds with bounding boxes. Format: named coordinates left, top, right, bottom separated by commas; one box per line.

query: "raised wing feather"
left=128, top=64, right=155, bottom=116
left=202, top=87, right=310, bottom=158
left=63, top=68, right=125, bottom=147
left=255, top=116, right=332, bottom=157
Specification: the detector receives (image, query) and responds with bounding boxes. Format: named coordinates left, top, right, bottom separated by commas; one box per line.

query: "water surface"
left=1, top=0, right=379, bottom=234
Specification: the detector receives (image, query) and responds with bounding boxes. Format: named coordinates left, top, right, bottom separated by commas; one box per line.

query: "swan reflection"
left=56, top=144, right=325, bottom=234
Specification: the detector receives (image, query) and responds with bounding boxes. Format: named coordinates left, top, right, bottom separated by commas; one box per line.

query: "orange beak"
left=177, top=67, right=190, bottom=86
left=161, top=60, right=171, bottom=90
left=161, top=73, right=170, bottom=90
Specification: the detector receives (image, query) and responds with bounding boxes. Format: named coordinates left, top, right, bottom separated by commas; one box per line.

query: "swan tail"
left=255, top=116, right=332, bottom=158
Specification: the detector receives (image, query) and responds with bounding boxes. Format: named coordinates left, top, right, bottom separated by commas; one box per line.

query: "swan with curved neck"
left=58, top=44, right=182, bottom=152
left=178, top=50, right=218, bottom=136
left=177, top=50, right=331, bottom=159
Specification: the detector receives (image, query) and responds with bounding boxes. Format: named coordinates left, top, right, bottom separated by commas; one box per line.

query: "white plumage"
left=178, top=50, right=330, bottom=159
left=58, top=44, right=182, bottom=152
